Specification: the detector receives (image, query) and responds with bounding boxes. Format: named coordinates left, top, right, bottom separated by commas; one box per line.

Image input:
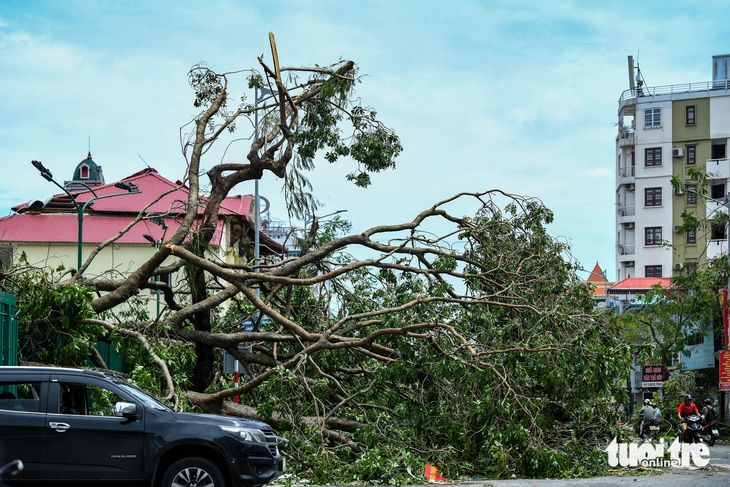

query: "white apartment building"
left=616, top=55, right=730, bottom=281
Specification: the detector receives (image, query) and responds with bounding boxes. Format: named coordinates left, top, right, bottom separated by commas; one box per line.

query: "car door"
left=0, top=374, right=48, bottom=481
left=44, top=374, right=145, bottom=482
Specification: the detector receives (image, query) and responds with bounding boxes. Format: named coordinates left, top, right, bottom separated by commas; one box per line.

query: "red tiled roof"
left=13, top=169, right=253, bottom=217
left=5, top=168, right=284, bottom=253
left=609, top=277, right=672, bottom=291
left=0, top=214, right=225, bottom=246
left=222, top=194, right=255, bottom=217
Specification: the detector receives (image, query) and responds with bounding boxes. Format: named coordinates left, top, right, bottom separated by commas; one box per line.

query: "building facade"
left=616, top=55, right=730, bottom=281
left=0, top=158, right=284, bottom=319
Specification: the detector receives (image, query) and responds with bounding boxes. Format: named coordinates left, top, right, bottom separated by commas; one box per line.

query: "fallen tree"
left=3, top=35, right=631, bottom=481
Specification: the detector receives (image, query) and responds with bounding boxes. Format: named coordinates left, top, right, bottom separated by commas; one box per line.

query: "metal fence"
left=619, top=79, right=730, bottom=107
left=0, top=293, right=18, bottom=366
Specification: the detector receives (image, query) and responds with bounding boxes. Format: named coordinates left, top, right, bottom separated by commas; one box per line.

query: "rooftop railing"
left=619, top=79, right=730, bottom=107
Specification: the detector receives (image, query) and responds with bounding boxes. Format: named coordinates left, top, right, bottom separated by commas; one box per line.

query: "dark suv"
left=0, top=366, right=284, bottom=486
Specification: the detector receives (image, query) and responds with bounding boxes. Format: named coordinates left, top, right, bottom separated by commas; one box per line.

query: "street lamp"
left=31, top=160, right=142, bottom=270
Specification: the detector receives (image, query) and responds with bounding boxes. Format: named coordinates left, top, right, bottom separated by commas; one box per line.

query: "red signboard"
left=720, top=351, right=730, bottom=391
left=642, top=363, right=665, bottom=388
left=720, top=287, right=730, bottom=350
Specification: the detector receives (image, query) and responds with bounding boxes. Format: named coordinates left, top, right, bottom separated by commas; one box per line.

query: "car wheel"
left=161, top=457, right=225, bottom=487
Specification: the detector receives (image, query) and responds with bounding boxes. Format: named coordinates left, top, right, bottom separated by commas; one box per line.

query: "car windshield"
left=114, top=381, right=171, bottom=412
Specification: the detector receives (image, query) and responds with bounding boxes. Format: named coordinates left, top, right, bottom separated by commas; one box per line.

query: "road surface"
left=400, top=444, right=730, bottom=487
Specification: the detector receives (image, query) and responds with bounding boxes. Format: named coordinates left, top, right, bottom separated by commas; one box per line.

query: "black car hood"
left=170, top=411, right=271, bottom=430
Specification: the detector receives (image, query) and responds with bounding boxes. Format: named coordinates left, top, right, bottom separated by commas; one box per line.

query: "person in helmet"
left=677, top=394, right=699, bottom=442
left=702, top=398, right=716, bottom=425
left=638, top=398, right=655, bottom=438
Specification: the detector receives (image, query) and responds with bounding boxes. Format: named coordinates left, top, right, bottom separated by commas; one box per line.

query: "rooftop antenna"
left=138, top=155, right=151, bottom=169
left=628, top=52, right=647, bottom=95
left=627, top=55, right=636, bottom=91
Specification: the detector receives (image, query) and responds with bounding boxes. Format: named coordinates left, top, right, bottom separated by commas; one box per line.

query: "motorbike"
left=639, top=419, right=661, bottom=440
left=701, top=417, right=721, bottom=446
left=0, top=460, right=23, bottom=487
left=681, top=414, right=704, bottom=443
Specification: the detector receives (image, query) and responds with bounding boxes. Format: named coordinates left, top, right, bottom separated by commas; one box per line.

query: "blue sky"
left=2, top=0, right=730, bottom=280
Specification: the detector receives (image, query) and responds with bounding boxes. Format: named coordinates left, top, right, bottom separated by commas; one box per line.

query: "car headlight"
left=221, top=426, right=267, bottom=444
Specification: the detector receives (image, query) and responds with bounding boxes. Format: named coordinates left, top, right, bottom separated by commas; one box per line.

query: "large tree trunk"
left=191, top=265, right=216, bottom=392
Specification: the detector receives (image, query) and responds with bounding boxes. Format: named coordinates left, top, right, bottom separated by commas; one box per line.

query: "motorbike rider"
left=702, top=398, right=716, bottom=425
left=638, top=398, right=655, bottom=437
left=677, top=394, right=700, bottom=442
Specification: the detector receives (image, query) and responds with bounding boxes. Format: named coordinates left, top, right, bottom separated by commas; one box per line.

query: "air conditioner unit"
left=674, top=225, right=681, bottom=232
left=626, top=183, right=635, bottom=191
left=672, top=147, right=684, bottom=157
left=625, top=222, right=635, bottom=229
left=625, top=261, right=635, bottom=267
left=676, top=187, right=684, bottom=195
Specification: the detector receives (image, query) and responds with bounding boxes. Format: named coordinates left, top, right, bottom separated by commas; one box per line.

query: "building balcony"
left=617, top=166, right=635, bottom=187
left=618, top=244, right=635, bottom=257
left=706, top=199, right=728, bottom=220
left=706, top=158, right=730, bottom=180
left=708, top=239, right=728, bottom=260
left=617, top=128, right=635, bottom=148
left=618, top=206, right=635, bottom=226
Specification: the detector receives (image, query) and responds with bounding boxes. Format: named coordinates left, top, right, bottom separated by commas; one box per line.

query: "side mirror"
left=114, top=402, right=139, bottom=419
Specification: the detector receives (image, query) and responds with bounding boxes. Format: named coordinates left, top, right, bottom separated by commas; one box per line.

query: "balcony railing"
left=618, top=166, right=635, bottom=178
left=706, top=158, right=730, bottom=180
left=619, top=79, right=730, bottom=108
left=618, top=205, right=635, bottom=217
left=618, top=244, right=635, bottom=255
left=617, top=126, right=635, bottom=147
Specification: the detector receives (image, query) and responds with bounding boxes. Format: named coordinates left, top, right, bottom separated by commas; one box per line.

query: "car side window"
left=58, top=382, right=125, bottom=416
left=59, top=383, right=86, bottom=415
left=0, top=382, right=41, bottom=412
left=86, top=385, right=124, bottom=416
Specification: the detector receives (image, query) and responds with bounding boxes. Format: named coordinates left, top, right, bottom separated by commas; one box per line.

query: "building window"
left=711, top=223, right=727, bottom=240
left=645, top=265, right=662, bottom=278
left=687, top=185, right=697, bottom=205
left=645, top=227, right=662, bottom=246
left=686, top=105, right=696, bottom=125
left=711, top=183, right=725, bottom=200
left=687, top=230, right=696, bottom=244
left=80, top=164, right=89, bottom=179
left=687, top=145, right=696, bottom=165
left=644, top=108, right=661, bottom=128
left=0, top=247, right=11, bottom=268
left=713, top=144, right=727, bottom=159
left=645, top=148, right=662, bottom=166
left=645, top=187, right=662, bottom=207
